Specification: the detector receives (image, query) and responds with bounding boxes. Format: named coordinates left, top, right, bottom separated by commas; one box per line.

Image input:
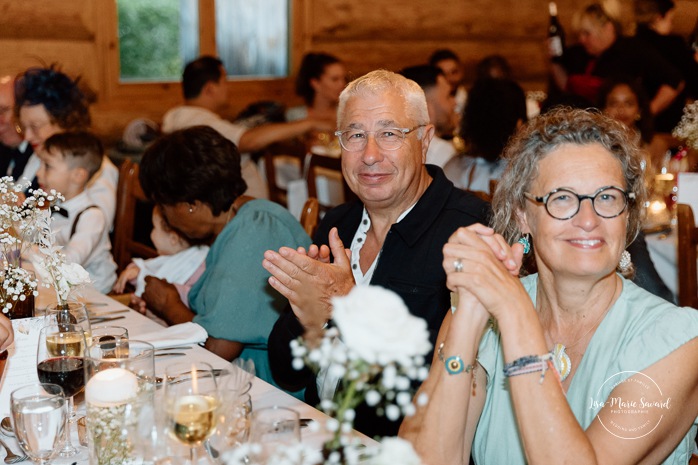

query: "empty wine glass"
left=249, top=406, right=300, bottom=460
left=10, top=383, right=67, bottom=465
left=164, top=362, right=221, bottom=464
left=90, top=325, right=128, bottom=357
left=36, top=323, right=87, bottom=457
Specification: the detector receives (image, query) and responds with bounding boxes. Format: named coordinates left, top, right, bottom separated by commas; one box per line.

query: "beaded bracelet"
left=503, top=353, right=554, bottom=384
left=438, top=342, right=477, bottom=395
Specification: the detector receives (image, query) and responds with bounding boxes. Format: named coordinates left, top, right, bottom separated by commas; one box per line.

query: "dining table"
left=0, top=283, right=376, bottom=464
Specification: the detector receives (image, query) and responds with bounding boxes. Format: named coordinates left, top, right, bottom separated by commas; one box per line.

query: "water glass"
left=10, top=383, right=67, bottom=465
left=44, top=301, right=91, bottom=341
left=249, top=406, right=300, bottom=459
left=89, top=325, right=129, bottom=356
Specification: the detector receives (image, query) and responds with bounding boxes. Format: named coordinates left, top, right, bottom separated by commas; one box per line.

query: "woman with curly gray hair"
left=402, top=108, right=698, bottom=465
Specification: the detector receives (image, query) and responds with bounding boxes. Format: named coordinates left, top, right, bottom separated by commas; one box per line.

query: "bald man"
left=0, top=76, right=33, bottom=181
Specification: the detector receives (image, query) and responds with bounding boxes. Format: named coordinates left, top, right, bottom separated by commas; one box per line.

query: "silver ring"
left=453, top=259, right=463, bottom=273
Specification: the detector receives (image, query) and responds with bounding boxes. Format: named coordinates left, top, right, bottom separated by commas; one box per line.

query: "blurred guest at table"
left=139, top=126, right=310, bottom=389
left=549, top=1, right=683, bottom=117
left=634, top=0, right=698, bottom=133
left=401, top=108, right=698, bottom=465
left=38, top=132, right=117, bottom=293
left=399, top=64, right=457, bottom=168
left=264, top=70, right=490, bottom=437
left=475, top=54, right=513, bottom=81
left=162, top=56, right=334, bottom=199
left=444, top=78, right=527, bottom=195
left=112, top=205, right=208, bottom=309
left=14, top=65, right=118, bottom=227
left=287, top=52, right=347, bottom=123
left=0, top=76, right=33, bottom=180
left=0, top=314, right=13, bottom=352
left=429, top=48, right=468, bottom=117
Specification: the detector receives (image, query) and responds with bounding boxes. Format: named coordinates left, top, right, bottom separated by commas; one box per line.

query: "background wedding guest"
left=14, top=65, right=118, bottom=227
left=549, top=1, right=683, bottom=117
left=0, top=314, right=13, bottom=352
left=162, top=56, right=335, bottom=199
left=429, top=48, right=468, bottom=116
left=402, top=108, right=698, bottom=465
left=138, top=125, right=310, bottom=390
left=0, top=76, right=32, bottom=180
left=444, top=77, right=527, bottom=195
left=399, top=64, right=458, bottom=168
left=287, top=51, right=347, bottom=123
left=634, top=0, right=698, bottom=132
left=264, top=70, right=490, bottom=437
left=37, top=131, right=117, bottom=293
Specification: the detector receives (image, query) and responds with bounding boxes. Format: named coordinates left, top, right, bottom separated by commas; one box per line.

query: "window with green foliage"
left=117, top=0, right=288, bottom=82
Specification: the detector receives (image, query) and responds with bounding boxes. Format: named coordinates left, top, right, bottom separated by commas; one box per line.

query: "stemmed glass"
left=164, top=362, right=221, bottom=464
left=10, top=383, right=67, bottom=465
left=36, top=323, right=87, bottom=457
left=249, top=406, right=300, bottom=460
left=44, top=302, right=91, bottom=343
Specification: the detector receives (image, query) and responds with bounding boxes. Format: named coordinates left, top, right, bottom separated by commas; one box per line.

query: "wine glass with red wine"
left=36, top=323, right=87, bottom=458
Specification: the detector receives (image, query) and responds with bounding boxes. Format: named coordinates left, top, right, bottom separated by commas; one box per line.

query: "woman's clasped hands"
left=443, top=223, right=529, bottom=321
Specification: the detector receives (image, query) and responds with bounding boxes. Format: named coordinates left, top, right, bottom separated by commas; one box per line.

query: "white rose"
left=368, top=437, right=424, bottom=465
left=61, top=262, right=91, bottom=286
left=331, top=286, right=431, bottom=365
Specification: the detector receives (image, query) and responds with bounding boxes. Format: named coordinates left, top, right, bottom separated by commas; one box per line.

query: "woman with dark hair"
left=599, top=76, right=654, bottom=145
left=287, top=52, right=347, bottom=123
left=139, top=126, right=310, bottom=388
left=14, top=65, right=119, bottom=226
left=402, top=108, right=698, bottom=465
left=444, top=78, right=527, bottom=194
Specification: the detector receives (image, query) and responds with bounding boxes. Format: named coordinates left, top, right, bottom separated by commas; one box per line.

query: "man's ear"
left=421, top=124, right=435, bottom=164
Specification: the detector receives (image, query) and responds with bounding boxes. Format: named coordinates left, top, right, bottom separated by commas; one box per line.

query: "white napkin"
left=135, top=322, right=208, bottom=349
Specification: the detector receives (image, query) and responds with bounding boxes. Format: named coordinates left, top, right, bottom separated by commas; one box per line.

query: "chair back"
left=307, top=153, right=357, bottom=212
left=300, top=197, right=320, bottom=238
left=263, top=140, right=307, bottom=207
left=112, top=159, right=158, bottom=273
left=677, top=203, right=698, bottom=308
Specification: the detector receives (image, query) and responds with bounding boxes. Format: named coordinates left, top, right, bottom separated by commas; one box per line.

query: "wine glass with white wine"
left=164, top=362, right=220, bottom=464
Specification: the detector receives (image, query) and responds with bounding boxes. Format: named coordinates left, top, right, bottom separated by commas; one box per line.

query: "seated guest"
left=38, top=132, right=117, bottom=293
left=162, top=56, right=334, bottom=199
left=0, top=314, right=12, bottom=351
left=263, top=70, right=490, bottom=437
left=401, top=108, right=698, bottom=465
left=399, top=65, right=457, bottom=168
left=112, top=205, right=208, bottom=309
left=444, top=78, right=527, bottom=194
left=0, top=76, right=32, bottom=180
left=138, top=126, right=310, bottom=389
left=429, top=48, right=467, bottom=116
left=287, top=52, right=347, bottom=123
left=14, top=66, right=118, bottom=227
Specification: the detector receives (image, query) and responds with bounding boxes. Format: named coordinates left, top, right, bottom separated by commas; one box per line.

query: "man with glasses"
left=263, top=70, right=490, bottom=437
left=0, top=76, right=33, bottom=181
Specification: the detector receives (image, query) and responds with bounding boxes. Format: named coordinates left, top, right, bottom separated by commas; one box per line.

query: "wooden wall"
left=0, top=0, right=696, bottom=142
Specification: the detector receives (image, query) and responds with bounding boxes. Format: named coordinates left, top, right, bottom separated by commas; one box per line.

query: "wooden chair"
left=112, top=159, right=157, bottom=273
left=300, top=197, right=320, bottom=238
left=465, top=189, right=492, bottom=203
left=676, top=203, right=698, bottom=308
left=263, top=139, right=307, bottom=207
left=307, top=153, right=357, bottom=212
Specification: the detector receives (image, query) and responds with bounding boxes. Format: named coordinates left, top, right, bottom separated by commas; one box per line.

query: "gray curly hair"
left=491, top=107, right=647, bottom=266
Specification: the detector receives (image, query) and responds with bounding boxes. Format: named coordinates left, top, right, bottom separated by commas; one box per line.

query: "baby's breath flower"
left=673, top=101, right=698, bottom=149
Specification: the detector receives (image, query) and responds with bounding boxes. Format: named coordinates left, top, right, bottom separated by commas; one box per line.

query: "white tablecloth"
left=0, top=286, right=375, bottom=464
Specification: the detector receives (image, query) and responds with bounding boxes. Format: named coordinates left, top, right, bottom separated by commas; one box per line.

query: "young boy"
left=37, top=131, right=117, bottom=293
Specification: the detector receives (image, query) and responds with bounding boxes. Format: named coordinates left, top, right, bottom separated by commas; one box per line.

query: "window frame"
left=97, top=0, right=305, bottom=104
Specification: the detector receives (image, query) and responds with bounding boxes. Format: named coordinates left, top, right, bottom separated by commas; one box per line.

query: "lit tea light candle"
left=649, top=199, right=667, bottom=214
left=85, top=367, right=139, bottom=406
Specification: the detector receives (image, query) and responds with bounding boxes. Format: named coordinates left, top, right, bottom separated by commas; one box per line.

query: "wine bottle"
left=548, top=2, right=565, bottom=59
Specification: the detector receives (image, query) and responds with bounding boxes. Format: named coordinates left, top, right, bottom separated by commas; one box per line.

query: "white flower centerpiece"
left=0, top=176, right=64, bottom=317
left=673, top=101, right=698, bottom=150
left=291, top=285, right=430, bottom=464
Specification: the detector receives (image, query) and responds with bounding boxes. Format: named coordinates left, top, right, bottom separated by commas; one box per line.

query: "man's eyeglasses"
left=524, top=186, right=635, bottom=220
left=334, top=125, right=425, bottom=152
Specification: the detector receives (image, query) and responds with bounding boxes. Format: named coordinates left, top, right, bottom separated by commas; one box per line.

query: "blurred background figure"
left=444, top=77, right=527, bottom=195
left=549, top=0, right=683, bottom=119
left=399, top=64, right=457, bottom=168
left=633, top=0, right=698, bottom=133
left=287, top=52, right=347, bottom=124
left=0, top=75, right=32, bottom=180
left=429, top=48, right=467, bottom=118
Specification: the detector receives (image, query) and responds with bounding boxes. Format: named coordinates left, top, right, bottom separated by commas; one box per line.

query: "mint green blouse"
left=188, top=199, right=310, bottom=390
left=473, top=274, right=698, bottom=465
